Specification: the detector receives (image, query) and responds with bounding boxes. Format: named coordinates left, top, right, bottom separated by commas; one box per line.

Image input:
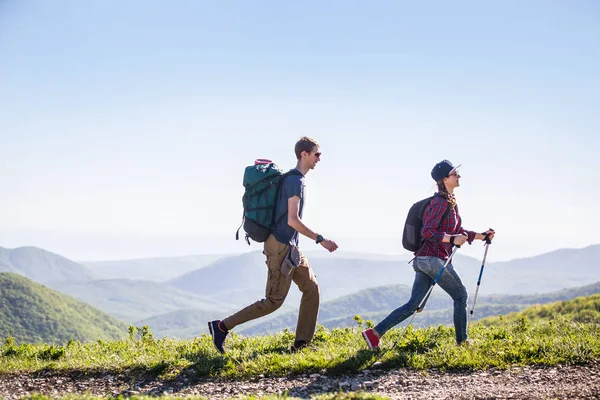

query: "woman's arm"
left=457, top=226, right=478, bottom=244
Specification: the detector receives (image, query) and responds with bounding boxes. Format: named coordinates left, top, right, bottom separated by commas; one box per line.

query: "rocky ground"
left=1, top=361, right=599, bottom=399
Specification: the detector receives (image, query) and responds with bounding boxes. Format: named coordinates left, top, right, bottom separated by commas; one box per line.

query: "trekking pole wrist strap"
left=482, top=228, right=494, bottom=244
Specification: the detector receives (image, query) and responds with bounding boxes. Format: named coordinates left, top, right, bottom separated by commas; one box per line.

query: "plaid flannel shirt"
left=416, top=195, right=476, bottom=260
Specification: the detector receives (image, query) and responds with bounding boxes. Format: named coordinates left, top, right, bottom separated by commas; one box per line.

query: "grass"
left=1, top=316, right=599, bottom=381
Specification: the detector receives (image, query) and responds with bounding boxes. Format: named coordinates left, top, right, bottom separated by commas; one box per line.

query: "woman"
left=362, top=159, right=495, bottom=348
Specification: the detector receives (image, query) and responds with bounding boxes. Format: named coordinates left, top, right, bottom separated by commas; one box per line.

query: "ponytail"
left=436, top=180, right=457, bottom=209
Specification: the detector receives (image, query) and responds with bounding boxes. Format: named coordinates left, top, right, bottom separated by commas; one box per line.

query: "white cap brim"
left=450, top=164, right=462, bottom=174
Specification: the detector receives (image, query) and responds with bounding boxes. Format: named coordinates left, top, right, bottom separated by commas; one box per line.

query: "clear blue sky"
left=1, top=1, right=598, bottom=262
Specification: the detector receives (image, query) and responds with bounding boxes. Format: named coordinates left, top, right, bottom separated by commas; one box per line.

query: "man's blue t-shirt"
left=272, top=169, right=305, bottom=246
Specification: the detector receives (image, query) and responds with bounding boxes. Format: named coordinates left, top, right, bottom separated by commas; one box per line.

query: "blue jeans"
left=374, top=256, right=469, bottom=344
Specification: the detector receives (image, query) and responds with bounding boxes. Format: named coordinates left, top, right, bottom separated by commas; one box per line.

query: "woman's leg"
left=434, top=262, right=469, bottom=344
left=373, top=266, right=433, bottom=337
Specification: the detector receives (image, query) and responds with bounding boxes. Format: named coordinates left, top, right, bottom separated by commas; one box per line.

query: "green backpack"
left=235, top=160, right=302, bottom=245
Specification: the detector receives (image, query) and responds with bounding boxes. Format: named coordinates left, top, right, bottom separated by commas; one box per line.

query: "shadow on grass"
left=325, top=349, right=384, bottom=376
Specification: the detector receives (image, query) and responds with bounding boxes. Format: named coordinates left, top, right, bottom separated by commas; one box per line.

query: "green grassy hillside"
left=480, top=294, right=600, bottom=325
left=0, top=272, right=127, bottom=344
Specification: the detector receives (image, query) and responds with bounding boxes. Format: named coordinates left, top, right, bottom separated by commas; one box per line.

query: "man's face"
left=306, top=147, right=321, bottom=169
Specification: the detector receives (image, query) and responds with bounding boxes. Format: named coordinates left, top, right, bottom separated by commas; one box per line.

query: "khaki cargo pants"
left=222, top=234, right=320, bottom=342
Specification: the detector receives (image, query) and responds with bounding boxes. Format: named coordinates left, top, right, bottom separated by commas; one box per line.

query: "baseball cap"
left=431, top=159, right=461, bottom=182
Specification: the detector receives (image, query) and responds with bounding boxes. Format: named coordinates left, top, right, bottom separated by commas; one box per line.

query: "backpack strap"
left=271, top=169, right=304, bottom=228
left=441, top=199, right=452, bottom=224
left=435, top=198, right=454, bottom=257
left=235, top=214, right=243, bottom=241
left=235, top=212, right=249, bottom=244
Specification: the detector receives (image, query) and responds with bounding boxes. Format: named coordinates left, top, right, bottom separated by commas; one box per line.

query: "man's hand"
left=320, top=238, right=338, bottom=252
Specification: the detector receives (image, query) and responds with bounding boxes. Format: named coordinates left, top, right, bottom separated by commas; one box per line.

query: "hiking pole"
left=467, top=229, right=494, bottom=330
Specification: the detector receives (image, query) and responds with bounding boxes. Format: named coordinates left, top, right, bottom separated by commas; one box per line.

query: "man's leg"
left=291, top=253, right=320, bottom=345
left=209, top=235, right=292, bottom=353
left=222, top=235, right=293, bottom=329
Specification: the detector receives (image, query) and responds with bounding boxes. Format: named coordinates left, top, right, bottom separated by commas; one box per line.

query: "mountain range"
left=236, top=281, right=600, bottom=336
left=165, top=245, right=600, bottom=311
left=1, top=243, right=598, bottom=341
left=83, top=253, right=227, bottom=282
left=0, top=246, right=94, bottom=284
left=50, top=278, right=229, bottom=322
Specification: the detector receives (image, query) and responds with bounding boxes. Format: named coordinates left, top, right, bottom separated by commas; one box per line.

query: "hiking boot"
left=290, top=340, right=309, bottom=353
left=208, top=320, right=229, bottom=354
left=458, top=338, right=475, bottom=347
left=362, top=328, right=380, bottom=349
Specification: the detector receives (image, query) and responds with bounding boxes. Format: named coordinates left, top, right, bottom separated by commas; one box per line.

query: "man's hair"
left=294, top=136, right=319, bottom=160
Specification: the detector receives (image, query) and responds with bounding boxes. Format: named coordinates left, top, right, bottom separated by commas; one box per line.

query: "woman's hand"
left=475, top=229, right=495, bottom=242
left=444, top=233, right=468, bottom=246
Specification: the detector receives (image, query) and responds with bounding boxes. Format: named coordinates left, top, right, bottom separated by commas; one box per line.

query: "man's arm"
left=287, top=195, right=338, bottom=252
left=287, top=195, right=318, bottom=240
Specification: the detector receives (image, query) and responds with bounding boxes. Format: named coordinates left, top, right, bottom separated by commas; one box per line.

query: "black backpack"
left=402, top=193, right=451, bottom=252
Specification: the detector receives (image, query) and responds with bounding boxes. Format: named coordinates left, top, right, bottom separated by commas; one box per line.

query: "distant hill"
left=142, top=281, right=600, bottom=339
left=165, top=245, right=600, bottom=312
left=0, top=272, right=127, bottom=344
left=0, top=246, right=94, bottom=284
left=477, top=244, right=600, bottom=294
left=83, top=253, right=228, bottom=282
left=50, top=278, right=228, bottom=323
left=479, top=294, right=600, bottom=325
left=237, top=281, right=600, bottom=336
left=166, top=251, right=481, bottom=308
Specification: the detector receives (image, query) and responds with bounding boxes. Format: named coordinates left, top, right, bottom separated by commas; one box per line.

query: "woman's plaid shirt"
left=416, top=195, right=476, bottom=260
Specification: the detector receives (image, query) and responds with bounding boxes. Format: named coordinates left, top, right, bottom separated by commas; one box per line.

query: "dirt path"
left=1, top=361, right=599, bottom=399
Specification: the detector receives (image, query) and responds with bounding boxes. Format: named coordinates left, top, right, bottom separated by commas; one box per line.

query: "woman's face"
left=444, top=170, right=461, bottom=189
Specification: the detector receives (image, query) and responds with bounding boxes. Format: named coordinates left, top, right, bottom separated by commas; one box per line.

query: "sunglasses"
left=314, top=152, right=321, bottom=157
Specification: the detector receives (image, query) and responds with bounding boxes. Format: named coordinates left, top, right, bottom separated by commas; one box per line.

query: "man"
left=208, top=136, right=338, bottom=353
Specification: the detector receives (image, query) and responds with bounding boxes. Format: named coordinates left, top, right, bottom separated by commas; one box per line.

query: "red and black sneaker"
left=362, top=328, right=380, bottom=349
